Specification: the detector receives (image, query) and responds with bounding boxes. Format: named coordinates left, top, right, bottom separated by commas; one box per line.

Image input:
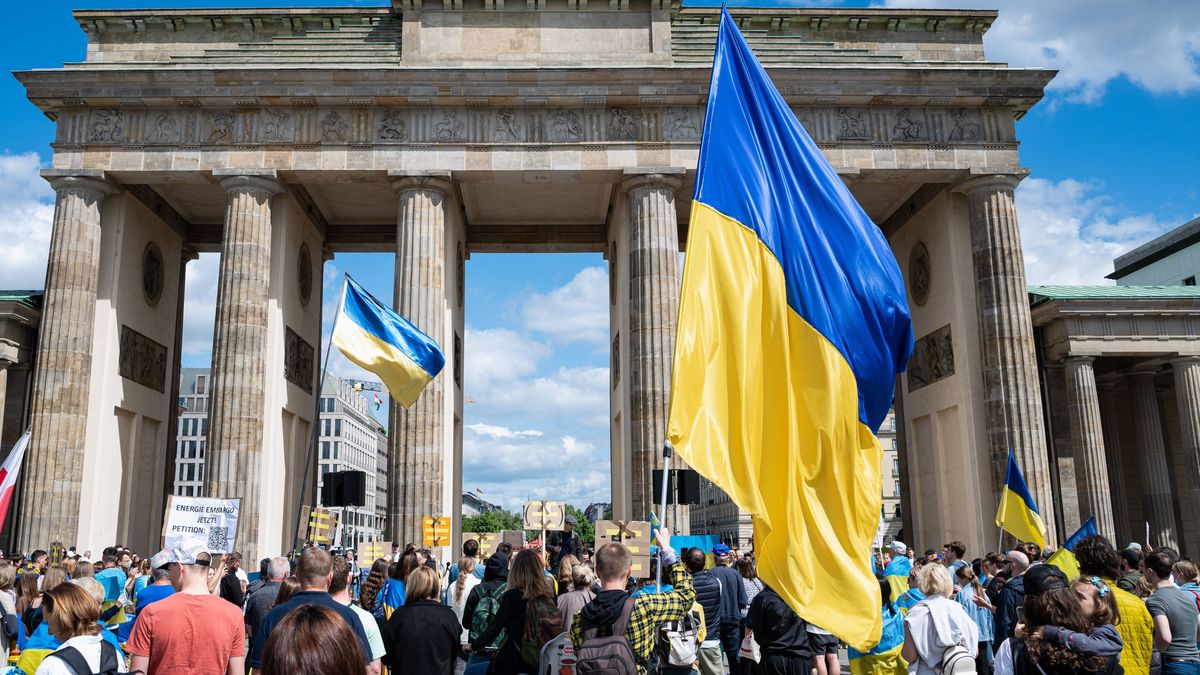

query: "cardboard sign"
left=500, top=530, right=525, bottom=549
left=423, top=516, right=452, bottom=547
left=307, top=507, right=339, bottom=546
left=596, top=520, right=651, bottom=556
left=523, top=500, right=566, bottom=530
left=162, top=495, right=240, bottom=554
left=357, top=541, right=389, bottom=562
left=629, top=555, right=651, bottom=578
left=467, top=532, right=501, bottom=557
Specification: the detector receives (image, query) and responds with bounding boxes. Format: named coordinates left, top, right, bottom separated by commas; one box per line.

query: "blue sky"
left=2, top=1, right=1198, bottom=511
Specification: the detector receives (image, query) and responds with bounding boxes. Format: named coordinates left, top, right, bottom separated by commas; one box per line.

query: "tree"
left=462, top=509, right=524, bottom=534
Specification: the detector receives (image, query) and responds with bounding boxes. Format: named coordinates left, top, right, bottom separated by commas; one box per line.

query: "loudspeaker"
left=652, top=469, right=676, bottom=506
left=321, top=470, right=367, bottom=507
left=676, top=470, right=701, bottom=505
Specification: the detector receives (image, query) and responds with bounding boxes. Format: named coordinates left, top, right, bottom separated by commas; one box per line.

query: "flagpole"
left=656, top=440, right=672, bottom=593
left=292, top=273, right=349, bottom=559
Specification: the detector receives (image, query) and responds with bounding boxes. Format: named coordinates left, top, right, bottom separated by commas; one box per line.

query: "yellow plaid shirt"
left=570, top=561, right=696, bottom=674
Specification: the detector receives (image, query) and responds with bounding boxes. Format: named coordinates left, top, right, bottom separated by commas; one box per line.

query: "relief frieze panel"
left=56, top=105, right=1014, bottom=148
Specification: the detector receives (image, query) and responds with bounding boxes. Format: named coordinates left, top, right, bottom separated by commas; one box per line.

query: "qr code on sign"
left=207, top=527, right=230, bottom=552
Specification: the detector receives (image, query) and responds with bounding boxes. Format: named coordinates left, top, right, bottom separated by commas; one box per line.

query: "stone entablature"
left=1032, top=296, right=1200, bottom=361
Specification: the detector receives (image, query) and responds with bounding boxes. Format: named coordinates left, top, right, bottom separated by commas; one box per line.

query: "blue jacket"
left=693, top=570, right=723, bottom=633
left=994, top=574, right=1026, bottom=649
left=711, top=564, right=747, bottom=624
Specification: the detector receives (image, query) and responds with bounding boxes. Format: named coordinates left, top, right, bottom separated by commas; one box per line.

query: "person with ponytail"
left=956, top=565, right=995, bottom=673
left=449, top=556, right=482, bottom=668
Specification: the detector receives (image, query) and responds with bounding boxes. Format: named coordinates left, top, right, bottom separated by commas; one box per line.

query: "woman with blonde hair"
left=449, top=555, right=482, bottom=667
left=902, top=563, right=979, bottom=675
left=955, top=565, right=994, bottom=673
left=33, top=582, right=127, bottom=674
left=556, top=554, right=580, bottom=594
left=556, top=563, right=596, bottom=629
left=381, top=565, right=464, bottom=673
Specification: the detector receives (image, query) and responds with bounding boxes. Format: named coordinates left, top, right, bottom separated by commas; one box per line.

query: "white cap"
left=1127, top=542, right=1143, bottom=551
left=149, top=549, right=173, bottom=570
left=889, top=541, right=907, bottom=555
left=168, top=538, right=212, bottom=566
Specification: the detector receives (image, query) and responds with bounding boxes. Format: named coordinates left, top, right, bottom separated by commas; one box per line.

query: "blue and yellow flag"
left=667, top=9, right=913, bottom=650
left=1046, top=516, right=1097, bottom=579
left=332, top=275, right=446, bottom=408
left=996, top=449, right=1047, bottom=550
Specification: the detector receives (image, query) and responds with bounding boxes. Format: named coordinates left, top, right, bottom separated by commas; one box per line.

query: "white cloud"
left=180, top=252, right=219, bottom=363
left=1016, top=177, right=1173, bottom=285
left=466, top=423, right=544, bottom=439
left=0, top=152, right=53, bottom=289
left=880, top=1, right=1200, bottom=103
left=482, top=365, right=610, bottom=425
left=464, top=327, right=551, bottom=391
left=521, top=266, right=609, bottom=345
left=463, top=432, right=610, bottom=510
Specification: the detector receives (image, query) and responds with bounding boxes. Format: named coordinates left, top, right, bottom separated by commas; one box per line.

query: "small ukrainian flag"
left=995, top=449, right=1047, bottom=550
left=333, top=275, right=445, bottom=408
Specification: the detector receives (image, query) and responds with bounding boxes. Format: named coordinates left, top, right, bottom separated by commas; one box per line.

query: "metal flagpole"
left=656, top=441, right=673, bottom=592
left=292, top=273, right=349, bottom=559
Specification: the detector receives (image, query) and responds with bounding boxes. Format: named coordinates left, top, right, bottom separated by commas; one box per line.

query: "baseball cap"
left=1126, top=542, right=1143, bottom=552
left=564, top=514, right=578, bottom=525
left=889, top=540, right=907, bottom=555
left=1024, top=564, right=1068, bottom=595
left=712, top=544, right=731, bottom=557
left=168, top=539, right=213, bottom=567
left=149, top=549, right=173, bottom=570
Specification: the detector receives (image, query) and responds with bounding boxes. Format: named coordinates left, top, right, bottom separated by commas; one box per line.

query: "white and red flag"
left=0, top=430, right=30, bottom=532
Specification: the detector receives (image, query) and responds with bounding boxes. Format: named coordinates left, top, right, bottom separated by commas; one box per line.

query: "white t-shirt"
left=34, top=635, right=129, bottom=675
left=343, top=599, right=387, bottom=662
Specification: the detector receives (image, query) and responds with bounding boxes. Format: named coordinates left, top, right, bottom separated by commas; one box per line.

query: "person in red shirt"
left=126, top=540, right=246, bottom=675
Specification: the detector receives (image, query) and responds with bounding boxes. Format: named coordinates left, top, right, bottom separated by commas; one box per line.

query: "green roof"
left=1029, top=285, right=1200, bottom=306
left=0, top=291, right=43, bottom=309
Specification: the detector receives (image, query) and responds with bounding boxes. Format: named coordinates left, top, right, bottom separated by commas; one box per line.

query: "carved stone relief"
left=262, top=109, right=292, bottom=142
left=297, top=242, right=313, bottom=307
left=436, top=110, right=465, bottom=141
left=378, top=110, right=407, bottom=141
left=320, top=111, right=348, bottom=142
left=908, top=241, right=931, bottom=307
left=89, top=109, right=124, bottom=143
left=119, top=325, right=168, bottom=392
left=142, top=241, right=165, bottom=307
left=284, top=326, right=315, bottom=394
left=548, top=110, right=583, bottom=142
left=891, top=108, right=926, bottom=141
left=611, top=331, right=620, bottom=390
left=836, top=107, right=870, bottom=140
left=492, top=109, right=522, bottom=142
left=907, top=324, right=954, bottom=392
left=454, top=331, right=463, bottom=390
left=146, top=112, right=179, bottom=143
left=207, top=111, right=235, bottom=143
left=608, top=108, right=640, bottom=141
left=456, top=242, right=465, bottom=309
left=664, top=107, right=699, bottom=140
left=948, top=108, right=982, bottom=142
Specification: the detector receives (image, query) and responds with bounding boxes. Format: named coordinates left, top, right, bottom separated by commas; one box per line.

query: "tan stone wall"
left=608, top=190, right=633, bottom=520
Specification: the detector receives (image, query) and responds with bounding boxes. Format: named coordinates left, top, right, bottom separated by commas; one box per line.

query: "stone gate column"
left=1169, top=356, right=1200, bottom=553
left=388, top=172, right=452, bottom=547
left=1097, top=379, right=1128, bottom=543
left=955, top=173, right=1056, bottom=542
left=1063, top=356, right=1115, bottom=540
left=205, top=170, right=282, bottom=561
left=622, top=169, right=683, bottom=523
left=17, top=171, right=114, bottom=551
left=1128, top=369, right=1178, bottom=548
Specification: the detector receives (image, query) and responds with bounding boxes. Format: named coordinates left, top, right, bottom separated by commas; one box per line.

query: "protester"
left=711, top=543, right=749, bottom=671
left=471, top=549, right=560, bottom=675
left=687, top=547, right=726, bottom=675
left=246, top=556, right=289, bottom=641
left=384, top=551, right=418, bottom=615
left=219, top=551, right=246, bottom=607
left=248, top=547, right=374, bottom=672
left=0, top=564, right=17, bottom=657
left=1143, top=551, right=1200, bottom=672
left=1074, top=535, right=1154, bottom=675
left=131, top=551, right=174, bottom=622
left=124, top=541, right=243, bottom=674
left=982, top=554, right=1009, bottom=606
left=331, top=556, right=386, bottom=674
left=557, top=563, right=597, bottom=629
left=275, top=577, right=301, bottom=606
left=553, top=515, right=584, bottom=568
left=1032, top=576, right=1122, bottom=659
left=903, top=564, right=979, bottom=675
left=557, top=554, right=581, bottom=594
left=262, top=604, right=367, bottom=675
left=897, top=568, right=928, bottom=616
left=16, top=570, right=40, bottom=616
left=571, top=530, right=695, bottom=675
left=749, top=583, right=813, bottom=675
left=246, top=558, right=272, bottom=600
left=448, top=539, right=485, bottom=587
left=1116, top=549, right=1144, bottom=594
left=993, top=566, right=1120, bottom=675
left=360, top=558, right=390, bottom=624
left=1174, top=560, right=1200, bottom=602
left=25, top=566, right=67, bottom=633
left=461, top=551, right=510, bottom=672
left=945, top=542, right=969, bottom=574
left=955, top=565, right=994, bottom=673
left=994, top=551, right=1029, bottom=649
left=93, top=550, right=128, bottom=625
left=737, top=555, right=765, bottom=675
left=381, top=565, right=461, bottom=673
left=809, top=623, right=841, bottom=675
left=34, top=582, right=127, bottom=675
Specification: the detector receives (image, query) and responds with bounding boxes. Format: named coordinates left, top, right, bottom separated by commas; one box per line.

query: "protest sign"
left=357, top=540, right=389, bottom=562
left=307, top=508, right=338, bottom=546
left=523, top=500, right=565, bottom=530
left=162, top=496, right=240, bottom=553
left=423, top=516, right=452, bottom=547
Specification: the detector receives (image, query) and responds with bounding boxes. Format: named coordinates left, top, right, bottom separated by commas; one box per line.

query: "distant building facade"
left=318, top=375, right=389, bottom=546
left=1110, top=216, right=1200, bottom=286
left=462, top=491, right=501, bottom=517
left=584, top=502, right=611, bottom=524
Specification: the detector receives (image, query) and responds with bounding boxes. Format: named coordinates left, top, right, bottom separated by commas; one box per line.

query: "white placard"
left=162, top=496, right=240, bottom=554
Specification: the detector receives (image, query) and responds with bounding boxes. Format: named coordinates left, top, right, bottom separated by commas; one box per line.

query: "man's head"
left=166, top=541, right=213, bottom=590
left=118, top=552, right=132, bottom=571
left=1074, top=535, right=1120, bottom=579
left=498, top=542, right=514, bottom=556
left=30, top=550, right=48, bottom=569
left=564, top=515, right=577, bottom=532
left=328, top=556, right=352, bottom=597
left=463, top=539, right=479, bottom=559
left=1004, top=550, right=1030, bottom=577
left=227, top=552, right=242, bottom=571
left=595, top=542, right=633, bottom=585
left=101, top=552, right=118, bottom=569
left=712, top=544, right=731, bottom=565
left=1017, top=541, right=1041, bottom=563
left=1118, top=548, right=1141, bottom=574
left=684, top=547, right=707, bottom=575
left=268, top=557, right=291, bottom=582
left=296, top=547, right=334, bottom=591
left=944, top=541, right=966, bottom=563
left=151, top=567, right=171, bottom=583
left=1142, top=551, right=1174, bottom=585
left=415, top=548, right=432, bottom=566
left=889, top=541, right=907, bottom=558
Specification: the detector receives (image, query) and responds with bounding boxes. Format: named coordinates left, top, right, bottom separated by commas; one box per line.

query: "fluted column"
left=1169, top=356, right=1200, bottom=552
left=1063, top=356, right=1115, bottom=540
left=622, top=169, right=683, bottom=522
left=1127, top=370, right=1178, bottom=548
left=205, top=171, right=282, bottom=561
left=955, top=173, right=1056, bottom=542
left=388, top=173, right=452, bottom=547
left=17, top=172, right=115, bottom=550
left=1097, top=380, right=1128, bottom=543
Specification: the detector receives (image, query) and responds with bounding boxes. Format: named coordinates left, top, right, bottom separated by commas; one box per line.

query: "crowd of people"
left=0, top=530, right=1192, bottom=675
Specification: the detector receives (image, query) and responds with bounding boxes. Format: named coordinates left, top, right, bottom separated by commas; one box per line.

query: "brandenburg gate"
left=13, top=1, right=1055, bottom=562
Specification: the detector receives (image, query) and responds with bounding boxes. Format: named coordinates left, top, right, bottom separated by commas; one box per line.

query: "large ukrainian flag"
left=667, top=9, right=913, bottom=650
left=333, top=275, right=446, bottom=408
left=995, top=449, right=1047, bottom=550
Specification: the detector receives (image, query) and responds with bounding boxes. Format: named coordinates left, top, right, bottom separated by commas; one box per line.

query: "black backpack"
left=48, top=640, right=122, bottom=675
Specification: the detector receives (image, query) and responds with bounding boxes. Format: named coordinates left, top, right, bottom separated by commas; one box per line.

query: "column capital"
left=388, top=170, right=453, bottom=195
left=180, top=245, right=200, bottom=263
left=952, top=169, right=1029, bottom=196
left=40, top=169, right=117, bottom=198
left=1128, top=367, right=1161, bottom=381
left=1169, top=355, right=1200, bottom=367
left=621, top=167, right=685, bottom=193
left=213, top=169, right=283, bottom=197
left=1064, top=355, right=1096, bottom=367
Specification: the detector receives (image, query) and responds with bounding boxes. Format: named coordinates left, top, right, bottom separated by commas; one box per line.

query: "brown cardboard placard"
left=596, top=520, right=651, bottom=556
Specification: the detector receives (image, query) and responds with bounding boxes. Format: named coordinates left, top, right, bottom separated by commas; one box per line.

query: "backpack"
left=48, top=640, right=122, bottom=675
left=517, top=596, right=563, bottom=670
left=469, top=581, right=507, bottom=652
left=576, top=598, right=639, bottom=675
left=657, top=604, right=702, bottom=667
left=938, top=643, right=976, bottom=675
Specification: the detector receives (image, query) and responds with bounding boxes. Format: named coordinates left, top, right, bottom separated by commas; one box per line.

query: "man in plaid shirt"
left=570, top=530, right=695, bottom=673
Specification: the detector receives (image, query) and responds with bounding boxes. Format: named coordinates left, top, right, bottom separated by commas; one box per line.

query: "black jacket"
left=219, top=570, right=244, bottom=607
left=692, top=570, right=722, bottom=635
left=749, top=586, right=812, bottom=659
left=472, top=588, right=527, bottom=675
left=382, top=599, right=462, bottom=674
